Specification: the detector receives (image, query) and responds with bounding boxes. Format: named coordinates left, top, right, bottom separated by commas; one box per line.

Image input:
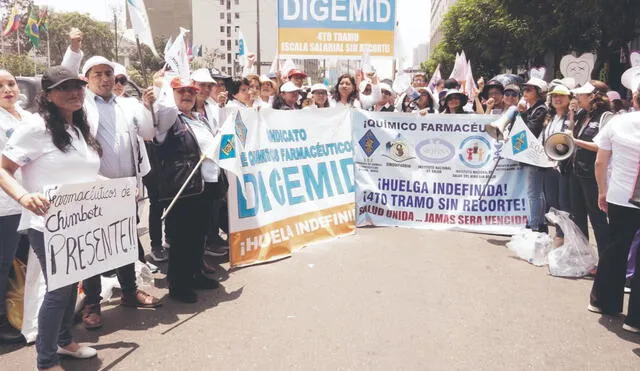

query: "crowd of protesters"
left=0, top=27, right=639, bottom=370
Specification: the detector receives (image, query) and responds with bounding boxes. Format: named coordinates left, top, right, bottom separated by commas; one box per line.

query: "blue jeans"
left=0, top=214, right=21, bottom=317
left=543, top=168, right=571, bottom=237
left=525, top=166, right=546, bottom=230
left=27, top=229, right=77, bottom=369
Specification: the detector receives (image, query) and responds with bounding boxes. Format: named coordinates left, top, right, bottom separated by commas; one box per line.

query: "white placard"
left=43, top=178, right=138, bottom=291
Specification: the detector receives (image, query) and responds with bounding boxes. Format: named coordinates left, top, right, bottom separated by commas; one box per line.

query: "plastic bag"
left=22, top=248, right=46, bottom=343
left=546, top=207, right=599, bottom=277
left=135, top=261, right=154, bottom=290
left=507, top=228, right=552, bottom=266
left=5, top=258, right=26, bottom=329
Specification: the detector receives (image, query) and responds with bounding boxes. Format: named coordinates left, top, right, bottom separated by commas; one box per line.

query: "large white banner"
left=215, top=108, right=356, bottom=267
left=353, top=110, right=530, bottom=235
left=43, top=178, right=138, bottom=291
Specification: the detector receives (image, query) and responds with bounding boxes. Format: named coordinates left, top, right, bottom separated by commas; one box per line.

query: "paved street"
left=1, top=227, right=639, bottom=370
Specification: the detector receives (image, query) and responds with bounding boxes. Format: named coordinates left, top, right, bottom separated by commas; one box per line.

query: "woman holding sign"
left=0, top=69, right=31, bottom=344
left=0, top=66, right=101, bottom=370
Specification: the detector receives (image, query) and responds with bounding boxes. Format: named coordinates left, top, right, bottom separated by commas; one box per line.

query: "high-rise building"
left=429, top=0, right=458, bottom=56
left=192, top=0, right=277, bottom=76
left=145, top=0, right=193, bottom=41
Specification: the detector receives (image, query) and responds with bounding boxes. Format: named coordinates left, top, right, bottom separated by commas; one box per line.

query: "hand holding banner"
left=500, top=116, right=555, bottom=168
left=42, top=178, right=138, bottom=291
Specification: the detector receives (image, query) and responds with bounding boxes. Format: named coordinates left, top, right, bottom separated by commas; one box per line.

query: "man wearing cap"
left=192, top=68, right=220, bottom=130
left=479, top=79, right=507, bottom=114
left=62, top=28, right=161, bottom=329
left=209, top=68, right=230, bottom=107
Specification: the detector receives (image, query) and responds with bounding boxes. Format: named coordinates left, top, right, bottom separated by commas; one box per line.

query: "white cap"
left=191, top=68, right=216, bottom=83
left=280, top=81, right=301, bottom=93
left=113, top=62, right=128, bottom=78
left=379, top=83, right=392, bottom=93
left=259, top=75, right=272, bottom=84
left=81, top=56, right=115, bottom=76
left=310, top=83, right=328, bottom=93
left=572, top=82, right=596, bottom=95
left=621, top=66, right=640, bottom=92
left=524, top=77, right=548, bottom=93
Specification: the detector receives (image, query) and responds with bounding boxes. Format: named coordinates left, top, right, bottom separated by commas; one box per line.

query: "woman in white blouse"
left=331, top=73, right=381, bottom=109
left=0, top=69, right=31, bottom=344
left=0, top=66, right=100, bottom=370
left=541, top=84, right=573, bottom=246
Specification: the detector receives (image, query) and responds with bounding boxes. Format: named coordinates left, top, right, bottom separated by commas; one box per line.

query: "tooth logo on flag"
left=219, top=134, right=236, bottom=159
left=511, top=130, right=528, bottom=155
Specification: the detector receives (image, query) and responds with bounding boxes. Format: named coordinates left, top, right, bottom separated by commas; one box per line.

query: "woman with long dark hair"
left=0, top=66, right=101, bottom=370
left=332, top=74, right=360, bottom=108
left=441, top=90, right=468, bottom=114
left=569, top=80, right=612, bottom=257
left=0, top=69, right=32, bottom=344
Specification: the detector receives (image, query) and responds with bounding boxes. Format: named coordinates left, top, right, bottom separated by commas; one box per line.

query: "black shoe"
left=169, top=288, right=198, bottom=303
left=192, top=274, right=220, bottom=290
left=0, top=315, right=24, bottom=344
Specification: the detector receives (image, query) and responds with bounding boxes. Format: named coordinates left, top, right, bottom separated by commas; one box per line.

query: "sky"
left=34, top=0, right=431, bottom=74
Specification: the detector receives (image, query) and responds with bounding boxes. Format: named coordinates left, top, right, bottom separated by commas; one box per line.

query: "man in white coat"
left=62, top=28, right=161, bottom=330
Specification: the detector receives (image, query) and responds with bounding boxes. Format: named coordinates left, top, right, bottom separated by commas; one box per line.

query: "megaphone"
left=544, top=132, right=575, bottom=161
left=485, top=106, right=518, bottom=141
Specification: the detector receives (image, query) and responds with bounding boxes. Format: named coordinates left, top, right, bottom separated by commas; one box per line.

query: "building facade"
left=429, top=0, right=458, bottom=57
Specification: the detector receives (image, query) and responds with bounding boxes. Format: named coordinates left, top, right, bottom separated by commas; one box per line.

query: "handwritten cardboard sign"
left=43, top=178, right=138, bottom=291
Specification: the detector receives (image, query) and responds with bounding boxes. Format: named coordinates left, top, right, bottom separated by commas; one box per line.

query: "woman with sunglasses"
left=0, top=66, right=101, bottom=370
left=502, top=85, right=521, bottom=109
left=153, top=74, right=222, bottom=303
left=0, top=69, right=32, bottom=344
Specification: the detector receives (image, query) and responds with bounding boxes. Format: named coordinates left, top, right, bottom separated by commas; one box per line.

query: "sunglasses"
left=53, top=81, right=86, bottom=92
left=115, top=76, right=128, bottom=85
left=504, top=91, right=519, bottom=97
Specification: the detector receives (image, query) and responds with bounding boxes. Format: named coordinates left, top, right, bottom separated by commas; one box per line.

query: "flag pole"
left=135, top=36, right=157, bottom=127
left=16, top=30, right=20, bottom=54
left=46, top=30, right=50, bottom=67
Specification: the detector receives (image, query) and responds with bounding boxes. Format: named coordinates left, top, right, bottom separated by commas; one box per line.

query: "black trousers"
left=165, top=183, right=215, bottom=290
left=569, top=175, right=609, bottom=255
left=590, top=203, right=640, bottom=325
left=83, top=213, right=145, bottom=305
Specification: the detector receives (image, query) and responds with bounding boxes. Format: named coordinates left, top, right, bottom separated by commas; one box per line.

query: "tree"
left=499, top=0, right=640, bottom=87
left=47, top=12, right=114, bottom=65
left=0, top=54, right=46, bottom=76
left=425, top=0, right=530, bottom=80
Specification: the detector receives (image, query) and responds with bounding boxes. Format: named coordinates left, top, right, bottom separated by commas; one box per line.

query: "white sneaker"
left=146, top=261, right=159, bottom=273
left=625, top=286, right=632, bottom=294
left=57, top=345, right=97, bottom=359
left=622, top=324, right=640, bottom=333
left=587, top=304, right=603, bottom=314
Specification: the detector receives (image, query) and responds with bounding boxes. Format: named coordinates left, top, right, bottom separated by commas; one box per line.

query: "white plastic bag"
left=507, top=228, right=552, bottom=266
left=546, top=208, right=599, bottom=277
left=21, top=248, right=46, bottom=343
left=135, top=260, right=154, bottom=290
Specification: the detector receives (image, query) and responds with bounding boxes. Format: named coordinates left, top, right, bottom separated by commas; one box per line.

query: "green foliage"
left=0, top=54, right=46, bottom=76
left=426, top=0, right=529, bottom=79
left=47, top=12, right=114, bottom=65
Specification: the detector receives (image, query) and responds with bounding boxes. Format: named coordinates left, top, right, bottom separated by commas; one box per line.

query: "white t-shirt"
left=593, top=111, right=640, bottom=208
left=3, top=115, right=101, bottom=232
left=0, top=106, right=31, bottom=217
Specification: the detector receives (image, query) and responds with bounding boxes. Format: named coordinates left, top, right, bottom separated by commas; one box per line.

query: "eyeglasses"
left=53, top=81, right=85, bottom=92
left=115, top=76, right=128, bottom=85
left=504, top=91, right=519, bottom=97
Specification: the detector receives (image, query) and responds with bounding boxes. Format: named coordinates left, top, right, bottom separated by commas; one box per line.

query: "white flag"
left=280, top=58, right=296, bottom=77
left=500, top=116, right=555, bottom=168
left=465, top=59, right=477, bottom=101
left=428, top=63, right=442, bottom=91
left=361, top=47, right=373, bottom=74
left=164, top=27, right=190, bottom=79
left=212, top=108, right=248, bottom=199
left=238, top=30, right=249, bottom=67
left=126, top=0, right=159, bottom=57
left=164, top=35, right=173, bottom=56
left=269, top=54, right=279, bottom=74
